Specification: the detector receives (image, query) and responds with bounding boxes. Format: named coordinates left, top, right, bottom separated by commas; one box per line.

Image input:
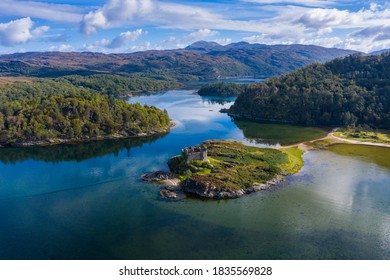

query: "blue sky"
left=0, top=0, right=390, bottom=54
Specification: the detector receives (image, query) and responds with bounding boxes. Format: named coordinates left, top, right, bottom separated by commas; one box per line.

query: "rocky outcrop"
left=141, top=172, right=174, bottom=182
left=183, top=175, right=284, bottom=199
left=183, top=178, right=244, bottom=198
left=245, top=175, right=283, bottom=193
left=141, top=172, right=184, bottom=200
left=160, top=189, right=185, bottom=200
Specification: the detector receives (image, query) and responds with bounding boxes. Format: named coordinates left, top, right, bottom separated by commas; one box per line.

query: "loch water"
left=0, top=90, right=390, bottom=259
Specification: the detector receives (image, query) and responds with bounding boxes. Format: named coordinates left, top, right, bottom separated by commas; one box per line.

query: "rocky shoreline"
left=183, top=175, right=284, bottom=199
left=142, top=171, right=284, bottom=200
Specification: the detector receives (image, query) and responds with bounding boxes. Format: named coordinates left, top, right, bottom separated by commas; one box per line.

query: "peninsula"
left=0, top=78, right=172, bottom=147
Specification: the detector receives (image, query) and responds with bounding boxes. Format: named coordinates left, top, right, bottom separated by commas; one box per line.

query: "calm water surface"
left=0, top=90, right=389, bottom=259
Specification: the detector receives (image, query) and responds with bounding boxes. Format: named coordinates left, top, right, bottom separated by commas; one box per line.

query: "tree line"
left=228, top=53, right=390, bottom=129
left=58, top=74, right=181, bottom=97
left=0, top=77, right=171, bottom=145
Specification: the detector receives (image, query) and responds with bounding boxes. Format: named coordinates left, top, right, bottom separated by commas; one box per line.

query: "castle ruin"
left=182, top=145, right=207, bottom=163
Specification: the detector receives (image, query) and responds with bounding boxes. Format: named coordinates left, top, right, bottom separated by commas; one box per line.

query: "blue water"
left=0, top=90, right=389, bottom=259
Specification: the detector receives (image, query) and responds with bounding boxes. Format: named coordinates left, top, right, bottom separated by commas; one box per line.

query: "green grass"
left=278, top=147, right=304, bottom=174
left=168, top=140, right=304, bottom=192
left=306, top=138, right=341, bottom=149
left=334, top=128, right=390, bottom=144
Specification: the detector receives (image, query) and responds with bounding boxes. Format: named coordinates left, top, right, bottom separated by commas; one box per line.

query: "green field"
left=334, top=128, right=390, bottom=144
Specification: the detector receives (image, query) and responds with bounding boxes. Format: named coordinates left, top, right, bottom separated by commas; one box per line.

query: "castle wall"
left=187, top=152, right=205, bottom=162
left=183, top=146, right=207, bottom=163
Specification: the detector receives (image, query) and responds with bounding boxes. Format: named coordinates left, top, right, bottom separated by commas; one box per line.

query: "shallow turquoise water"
left=0, top=90, right=389, bottom=259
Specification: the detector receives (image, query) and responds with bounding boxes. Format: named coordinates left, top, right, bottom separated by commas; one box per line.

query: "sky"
left=0, top=0, right=390, bottom=54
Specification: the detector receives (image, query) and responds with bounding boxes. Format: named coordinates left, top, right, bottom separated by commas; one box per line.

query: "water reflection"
left=129, top=90, right=235, bottom=124
left=129, top=90, right=329, bottom=147
left=200, top=96, right=236, bottom=105
left=0, top=134, right=166, bottom=164
left=327, top=144, right=390, bottom=170
left=233, top=119, right=329, bottom=146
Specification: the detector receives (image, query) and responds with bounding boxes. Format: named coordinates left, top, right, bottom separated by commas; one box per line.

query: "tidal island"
left=143, top=140, right=304, bottom=199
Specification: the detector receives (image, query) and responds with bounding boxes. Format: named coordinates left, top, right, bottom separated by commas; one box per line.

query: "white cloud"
left=294, top=8, right=350, bottom=29
left=242, top=24, right=306, bottom=43
left=242, top=35, right=262, bottom=43
left=0, top=0, right=83, bottom=23
left=81, top=10, right=108, bottom=35
left=188, top=29, right=219, bottom=41
left=156, top=32, right=230, bottom=50
left=108, top=29, right=146, bottom=48
left=241, top=0, right=337, bottom=7
left=243, top=29, right=390, bottom=54
left=48, top=44, right=74, bottom=52
left=80, top=0, right=390, bottom=49
left=3, top=0, right=387, bottom=53
left=298, top=36, right=345, bottom=48
left=353, top=25, right=390, bottom=41
left=301, top=36, right=390, bottom=53
left=237, top=4, right=390, bottom=52
left=0, top=17, right=49, bottom=46
left=81, top=0, right=155, bottom=35
left=131, top=41, right=153, bottom=52
left=277, top=4, right=390, bottom=32
left=156, top=36, right=184, bottom=49
left=214, top=38, right=233, bottom=45
left=80, top=0, right=263, bottom=35
left=83, top=39, right=111, bottom=52
left=82, top=29, right=146, bottom=51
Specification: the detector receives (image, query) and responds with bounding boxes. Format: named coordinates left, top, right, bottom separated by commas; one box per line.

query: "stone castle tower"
left=182, top=145, right=207, bottom=163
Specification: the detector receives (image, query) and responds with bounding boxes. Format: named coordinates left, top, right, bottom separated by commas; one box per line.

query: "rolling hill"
left=0, top=41, right=358, bottom=80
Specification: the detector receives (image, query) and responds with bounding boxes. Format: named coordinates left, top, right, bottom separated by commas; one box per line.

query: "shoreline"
left=280, top=128, right=390, bottom=151
left=223, top=111, right=390, bottom=149
left=183, top=174, right=284, bottom=199
left=0, top=121, right=176, bottom=148
left=328, top=133, right=390, bottom=148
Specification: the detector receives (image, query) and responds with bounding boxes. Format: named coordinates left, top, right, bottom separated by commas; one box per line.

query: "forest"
left=228, top=53, right=390, bottom=129
left=58, top=74, right=181, bottom=97
left=0, top=74, right=180, bottom=101
left=0, top=76, right=171, bottom=146
left=198, top=82, right=246, bottom=97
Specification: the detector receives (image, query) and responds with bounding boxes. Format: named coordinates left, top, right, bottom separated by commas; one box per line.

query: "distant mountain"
left=185, top=41, right=223, bottom=51
left=370, top=49, right=390, bottom=55
left=0, top=42, right=358, bottom=80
